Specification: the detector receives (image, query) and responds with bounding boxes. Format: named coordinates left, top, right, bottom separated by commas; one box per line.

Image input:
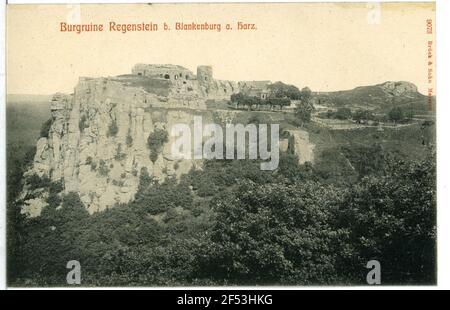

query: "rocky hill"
left=18, top=64, right=312, bottom=217
left=313, top=81, right=434, bottom=112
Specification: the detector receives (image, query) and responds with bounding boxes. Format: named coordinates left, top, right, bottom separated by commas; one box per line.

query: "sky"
left=6, top=3, right=435, bottom=95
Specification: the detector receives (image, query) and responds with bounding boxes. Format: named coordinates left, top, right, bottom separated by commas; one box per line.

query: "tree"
left=147, top=129, right=169, bottom=163
left=114, top=143, right=127, bottom=161
left=267, top=97, right=290, bottom=110
left=267, top=82, right=301, bottom=100
left=134, top=174, right=193, bottom=215
left=299, top=87, right=312, bottom=104
left=126, top=130, right=133, bottom=147
left=200, top=181, right=352, bottom=285
left=98, top=159, right=110, bottom=176
left=404, top=107, right=415, bottom=122
left=79, top=114, right=89, bottom=131
left=388, top=107, right=404, bottom=124
left=294, top=100, right=314, bottom=126
left=337, top=150, right=436, bottom=284
left=335, top=107, right=352, bottom=120
left=353, top=109, right=374, bottom=123
left=107, top=120, right=119, bottom=137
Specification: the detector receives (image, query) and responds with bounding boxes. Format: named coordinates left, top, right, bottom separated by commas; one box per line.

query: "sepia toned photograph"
left=5, top=2, right=436, bottom=287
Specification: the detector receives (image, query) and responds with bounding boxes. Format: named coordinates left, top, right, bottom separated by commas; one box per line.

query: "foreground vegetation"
left=6, top=101, right=436, bottom=286
left=8, top=148, right=436, bottom=286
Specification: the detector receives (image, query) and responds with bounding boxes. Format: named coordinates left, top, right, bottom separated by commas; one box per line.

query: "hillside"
left=314, top=81, right=435, bottom=114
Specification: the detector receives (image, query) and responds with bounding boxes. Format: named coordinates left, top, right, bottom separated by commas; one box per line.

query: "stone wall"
left=132, top=64, right=195, bottom=81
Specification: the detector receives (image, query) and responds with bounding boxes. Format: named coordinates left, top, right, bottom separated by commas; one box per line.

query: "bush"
left=126, top=131, right=133, bottom=147
left=86, top=156, right=93, bottom=165
left=41, top=179, right=64, bottom=208
left=147, top=129, right=169, bottom=163
left=294, top=101, right=314, bottom=126
left=388, top=106, right=405, bottom=123
left=90, top=161, right=97, bottom=171
left=353, top=109, right=374, bottom=123
left=98, top=160, right=110, bottom=176
left=27, top=173, right=51, bottom=190
left=135, top=176, right=193, bottom=215
left=335, top=107, right=352, bottom=120
left=79, top=114, right=89, bottom=131
left=338, top=152, right=436, bottom=284
left=201, top=181, right=350, bottom=284
left=49, top=180, right=64, bottom=193
left=46, top=180, right=64, bottom=208
left=107, top=120, right=119, bottom=137
left=114, top=144, right=127, bottom=161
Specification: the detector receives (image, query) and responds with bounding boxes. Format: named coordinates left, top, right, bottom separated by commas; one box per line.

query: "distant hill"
left=313, top=81, right=435, bottom=113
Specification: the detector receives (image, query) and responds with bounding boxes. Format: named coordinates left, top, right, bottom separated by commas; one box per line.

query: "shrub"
left=114, top=144, right=127, bottom=161
left=27, top=173, right=51, bottom=190
left=107, top=120, right=119, bottom=137
left=126, top=130, right=133, bottom=147
left=135, top=176, right=193, bottom=215
left=335, top=107, right=352, bottom=120
left=90, top=161, right=97, bottom=171
left=353, top=109, right=374, bottom=123
left=85, top=156, right=93, bottom=165
left=149, top=152, right=158, bottom=163
left=388, top=106, right=405, bottom=123
left=46, top=192, right=61, bottom=208
left=203, top=181, right=350, bottom=284
left=294, top=100, right=314, bottom=126
left=49, top=180, right=64, bottom=194
left=99, top=160, right=110, bottom=176
left=147, top=129, right=169, bottom=163
left=79, top=114, right=89, bottom=132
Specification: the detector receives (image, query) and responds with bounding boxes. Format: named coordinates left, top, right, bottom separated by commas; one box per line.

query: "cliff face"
left=18, top=65, right=315, bottom=217
left=21, top=76, right=216, bottom=216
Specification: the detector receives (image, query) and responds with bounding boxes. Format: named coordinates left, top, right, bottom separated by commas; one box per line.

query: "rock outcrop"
left=19, top=64, right=315, bottom=217
left=379, top=81, right=419, bottom=97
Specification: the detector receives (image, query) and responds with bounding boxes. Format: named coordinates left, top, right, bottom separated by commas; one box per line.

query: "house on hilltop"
left=239, top=80, right=271, bottom=99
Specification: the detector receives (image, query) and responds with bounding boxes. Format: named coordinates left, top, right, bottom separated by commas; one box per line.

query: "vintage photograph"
left=6, top=3, right=436, bottom=287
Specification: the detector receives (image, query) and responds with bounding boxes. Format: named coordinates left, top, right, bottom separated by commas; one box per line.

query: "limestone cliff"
left=21, top=77, right=210, bottom=216
left=18, top=64, right=314, bottom=217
